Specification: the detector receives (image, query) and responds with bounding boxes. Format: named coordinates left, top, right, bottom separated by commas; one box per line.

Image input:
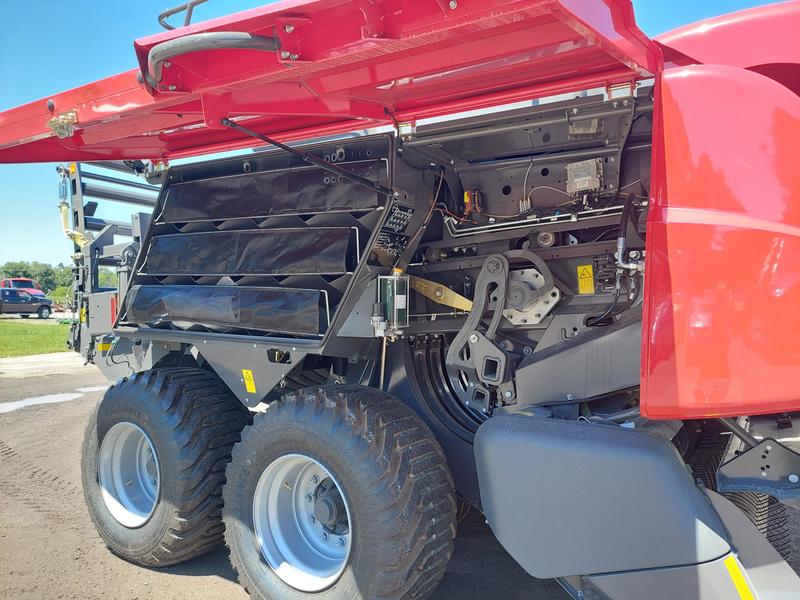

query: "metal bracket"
left=717, top=438, right=800, bottom=510
left=445, top=254, right=510, bottom=412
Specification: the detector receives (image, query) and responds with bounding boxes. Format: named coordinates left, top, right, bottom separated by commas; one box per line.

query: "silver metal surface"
left=253, top=454, right=352, bottom=592
left=501, top=269, right=560, bottom=326
left=98, top=422, right=160, bottom=528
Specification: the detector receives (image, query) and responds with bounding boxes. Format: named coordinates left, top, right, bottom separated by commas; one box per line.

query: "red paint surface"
left=641, top=64, right=800, bottom=419
left=0, top=0, right=658, bottom=162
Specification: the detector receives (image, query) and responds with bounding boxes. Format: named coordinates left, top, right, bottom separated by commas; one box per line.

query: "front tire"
left=82, top=367, right=251, bottom=566
left=37, top=306, right=50, bottom=319
left=223, top=385, right=457, bottom=600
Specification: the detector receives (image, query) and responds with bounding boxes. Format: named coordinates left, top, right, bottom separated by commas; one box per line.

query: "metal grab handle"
left=145, top=32, right=281, bottom=88
left=158, top=0, right=209, bottom=31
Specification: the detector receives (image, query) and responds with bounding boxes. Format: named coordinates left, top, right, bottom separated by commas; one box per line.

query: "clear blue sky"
left=0, top=0, right=772, bottom=266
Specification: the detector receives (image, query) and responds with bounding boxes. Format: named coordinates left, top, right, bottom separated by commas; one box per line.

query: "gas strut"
left=221, top=118, right=396, bottom=198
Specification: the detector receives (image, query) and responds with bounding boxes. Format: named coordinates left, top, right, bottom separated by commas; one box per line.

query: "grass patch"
left=0, top=320, right=70, bottom=358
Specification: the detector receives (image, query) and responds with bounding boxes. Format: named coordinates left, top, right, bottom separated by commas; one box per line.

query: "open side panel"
left=0, top=0, right=659, bottom=162
left=642, top=65, right=800, bottom=419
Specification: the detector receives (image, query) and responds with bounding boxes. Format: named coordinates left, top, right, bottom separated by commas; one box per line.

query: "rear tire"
left=82, top=367, right=251, bottom=566
left=223, top=385, right=457, bottom=599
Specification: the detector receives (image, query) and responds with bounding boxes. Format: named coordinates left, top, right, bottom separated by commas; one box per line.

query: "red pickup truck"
left=0, top=277, right=45, bottom=297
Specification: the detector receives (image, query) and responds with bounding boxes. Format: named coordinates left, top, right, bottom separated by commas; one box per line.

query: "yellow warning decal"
left=96, top=342, right=112, bottom=352
left=242, top=369, right=257, bottom=394
left=723, top=555, right=755, bottom=600
left=577, top=264, right=595, bottom=295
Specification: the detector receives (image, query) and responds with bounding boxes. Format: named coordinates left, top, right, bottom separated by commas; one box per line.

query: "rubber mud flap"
left=144, top=228, right=353, bottom=276
left=125, top=284, right=325, bottom=335
left=159, top=161, right=383, bottom=222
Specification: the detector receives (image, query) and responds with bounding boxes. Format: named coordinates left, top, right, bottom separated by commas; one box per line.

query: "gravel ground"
left=0, top=352, right=568, bottom=600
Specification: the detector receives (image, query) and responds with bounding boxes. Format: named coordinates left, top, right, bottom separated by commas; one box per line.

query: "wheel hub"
left=97, top=421, right=160, bottom=528
left=252, top=454, right=352, bottom=592
left=314, top=481, right=348, bottom=532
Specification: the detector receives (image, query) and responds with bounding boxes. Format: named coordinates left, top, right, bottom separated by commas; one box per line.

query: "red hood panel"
left=0, top=0, right=658, bottom=162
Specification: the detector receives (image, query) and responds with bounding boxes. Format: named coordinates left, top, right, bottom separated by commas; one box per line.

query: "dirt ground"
left=0, top=353, right=568, bottom=600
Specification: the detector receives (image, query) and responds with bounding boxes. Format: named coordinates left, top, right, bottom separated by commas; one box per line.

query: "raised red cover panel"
left=641, top=65, right=800, bottom=419
left=0, top=0, right=657, bottom=162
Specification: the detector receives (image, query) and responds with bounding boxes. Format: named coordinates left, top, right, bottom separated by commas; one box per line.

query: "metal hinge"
left=47, top=109, right=78, bottom=138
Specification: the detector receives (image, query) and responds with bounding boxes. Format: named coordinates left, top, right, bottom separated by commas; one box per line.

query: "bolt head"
left=167, top=85, right=177, bottom=92
left=504, top=390, right=513, bottom=398
left=566, top=393, right=575, bottom=401
left=320, top=532, right=329, bottom=542
left=284, top=24, right=295, bottom=33
left=469, top=334, right=479, bottom=344
left=790, top=474, right=799, bottom=484
left=280, top=50, right=291, bottom=59
left=311, top=475, right=320, bottom=485
left=290, top=53, right=299, bottom=61
left=163, top=61, right=172, bottom=68
left=448, top=0, right=458, bottom=8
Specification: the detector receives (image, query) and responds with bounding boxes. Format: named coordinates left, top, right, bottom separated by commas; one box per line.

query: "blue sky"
left=0, top=0, right=772, bottom=265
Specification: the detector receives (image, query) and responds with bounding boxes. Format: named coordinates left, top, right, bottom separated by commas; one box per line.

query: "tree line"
left=1, top=261, right=117, bottom=304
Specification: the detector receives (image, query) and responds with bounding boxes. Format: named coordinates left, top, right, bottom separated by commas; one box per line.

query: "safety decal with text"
left=577, top=264, right=595, bottom=295
left=242, top=369, right=257, bottom=394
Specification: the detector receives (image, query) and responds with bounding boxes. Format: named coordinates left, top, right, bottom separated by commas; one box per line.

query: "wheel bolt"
left=308, top=515, right=316, bottom=524
left=337, top=537, right=346, bottom=547
left=311, top=475, right=320, bottom=485
left=305, top=493, right=313, bottom=503
left=320, top=532, right=329, bottom=542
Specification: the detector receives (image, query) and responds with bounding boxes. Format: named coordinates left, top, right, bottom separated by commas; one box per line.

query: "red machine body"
left=0, top=0, right=797, bottom=419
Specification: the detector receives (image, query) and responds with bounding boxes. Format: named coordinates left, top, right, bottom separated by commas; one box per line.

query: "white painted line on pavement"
left=0, top=393, right=85, bottom=414
left=76, top=385, right=109, bottom=393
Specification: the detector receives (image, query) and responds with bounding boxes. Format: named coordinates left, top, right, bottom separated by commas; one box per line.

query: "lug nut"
left=308, top=515, right=316, bottom=524
left=305, top=493, right=313, bottom=503
left=311, top=475, right=320, bottom=485
left=320, top=532, right=329, bottom=542
left=337, top=537, right=346, bottom=547
left=504, top=390, right=513, bottom=398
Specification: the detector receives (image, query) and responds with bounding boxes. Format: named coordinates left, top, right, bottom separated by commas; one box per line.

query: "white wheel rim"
left=98, top=422, right=160, bottom=528
left=252, top=454, right=352, bottom=592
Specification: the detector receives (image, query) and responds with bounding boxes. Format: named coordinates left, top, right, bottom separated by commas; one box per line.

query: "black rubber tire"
left=82, top=367, right=252, bottom=566
left=727, top=492, right=799, bottom=572
left=37, top=306, right=50, bottom=319
left=223, top=385, right=457, bottom=600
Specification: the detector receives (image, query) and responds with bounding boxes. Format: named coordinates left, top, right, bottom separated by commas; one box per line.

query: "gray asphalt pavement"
left=0, top=352, right=568, bottom=599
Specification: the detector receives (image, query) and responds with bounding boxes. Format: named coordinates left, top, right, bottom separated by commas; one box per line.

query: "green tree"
left=99, top=268, right=118, bottom=289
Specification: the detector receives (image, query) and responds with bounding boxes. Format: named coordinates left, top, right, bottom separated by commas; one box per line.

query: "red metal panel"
left=656, top=1, right=800, bottom=69
left=0, top=0, right=658, bottom=163
left=641, top=64, right=800, bottom=419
